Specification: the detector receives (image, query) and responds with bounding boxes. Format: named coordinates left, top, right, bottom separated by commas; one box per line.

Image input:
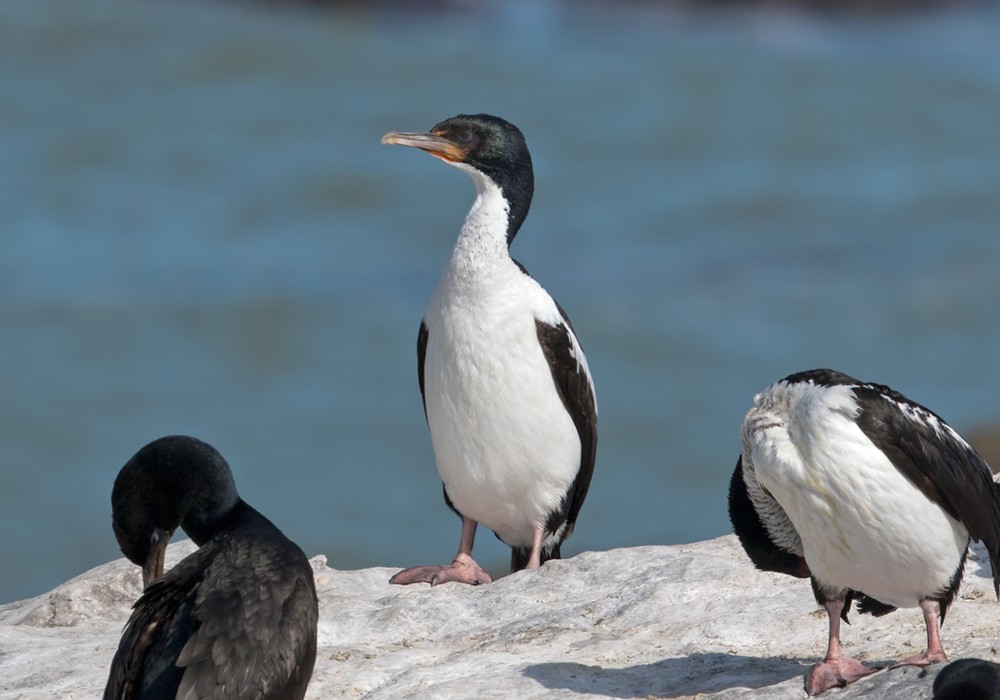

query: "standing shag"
left=104, top=435, right=318, bottom=700
left=382, top=114, right=598, bottom=586
left=729, top=369, right=1000, bottom=695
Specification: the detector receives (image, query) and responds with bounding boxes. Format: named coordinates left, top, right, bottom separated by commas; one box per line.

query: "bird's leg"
left=389, top=516, right=493, bottom=586
left=891, top=598, right=948, bottom=668
left=522, top=524, right=546, bottom=570
left=805, top=596, right=881, bottom=695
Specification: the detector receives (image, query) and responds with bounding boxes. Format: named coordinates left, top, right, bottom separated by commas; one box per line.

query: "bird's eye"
left=456, top=130, right=475, bottom=144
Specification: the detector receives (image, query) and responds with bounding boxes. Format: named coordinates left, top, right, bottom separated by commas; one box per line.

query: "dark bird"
left=104, top=435, right=318, bottom=700
left=933, top=658, right=1000, bottom=699
left=729, top=369, right=1000, bottom=695
left=381, top=114, right=598, bottom=585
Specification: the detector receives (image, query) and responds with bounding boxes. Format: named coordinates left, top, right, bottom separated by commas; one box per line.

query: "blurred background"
left=2, top=0, right=1000, bottom=604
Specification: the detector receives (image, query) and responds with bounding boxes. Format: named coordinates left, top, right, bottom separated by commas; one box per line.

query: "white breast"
left=421, top=179, right=583, bottom=549
left=744, top=382, right=968, bottom=608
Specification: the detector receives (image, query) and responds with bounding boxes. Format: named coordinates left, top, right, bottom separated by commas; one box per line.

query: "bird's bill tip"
left=141, top=527, right=173, bottom=588
left=381, top=131, right=466, bottom=163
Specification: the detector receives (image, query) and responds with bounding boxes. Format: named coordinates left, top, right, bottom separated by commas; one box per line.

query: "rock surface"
left=1, top=535, right=998, bottom=699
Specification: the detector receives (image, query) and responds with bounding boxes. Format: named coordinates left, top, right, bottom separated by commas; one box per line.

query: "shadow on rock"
left=522, top=652, right=806, bottom=697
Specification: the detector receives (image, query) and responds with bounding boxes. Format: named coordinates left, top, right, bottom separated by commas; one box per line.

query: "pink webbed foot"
left=806, top=657, right=882, bottom=696
left=389, top=553, right=493, bottom=587
left=890, top=598, right=948, bottom=669
left=890, top=649, right=948, bottom=669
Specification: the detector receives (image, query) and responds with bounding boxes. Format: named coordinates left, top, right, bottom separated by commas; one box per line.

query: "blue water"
left=2, top=0, right=1000, bottom=604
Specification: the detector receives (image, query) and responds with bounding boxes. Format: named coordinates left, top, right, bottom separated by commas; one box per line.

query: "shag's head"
left=382, top=113, right=534, bottom=244
left=111, top=435, right=240, bottom=587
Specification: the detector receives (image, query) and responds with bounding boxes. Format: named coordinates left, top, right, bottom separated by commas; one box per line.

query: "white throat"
left=446, top=165, right=512, bottom=280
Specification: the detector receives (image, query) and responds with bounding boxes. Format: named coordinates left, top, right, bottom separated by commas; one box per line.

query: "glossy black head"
left=383, top=113, right=535, bottom=245
left=111, top=435, right=240, bottom=584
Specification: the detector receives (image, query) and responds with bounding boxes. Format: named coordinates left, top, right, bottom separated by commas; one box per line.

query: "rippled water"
left=2, top=0, right=1000, bottom=603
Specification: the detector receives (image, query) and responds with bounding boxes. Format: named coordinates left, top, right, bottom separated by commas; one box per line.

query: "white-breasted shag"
left=104, top=435, right=318, bottom=700
left=382, top=113, right=598, bottom=586
left=729, top=368, right=1000, bottom=695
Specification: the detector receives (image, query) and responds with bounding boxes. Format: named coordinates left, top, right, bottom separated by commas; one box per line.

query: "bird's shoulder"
left=173, top=524, right=318, bottom=699
left=852, top=383, right=1000, bottom=543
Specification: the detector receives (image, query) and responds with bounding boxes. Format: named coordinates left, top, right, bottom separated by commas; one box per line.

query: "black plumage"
left=933, top=658, right=1000, bottom=700
left=104, top=436, right=318, bottom=700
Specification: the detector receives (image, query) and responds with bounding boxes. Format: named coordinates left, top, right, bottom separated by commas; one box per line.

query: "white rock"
left=1, top=536, right=998, bottom=699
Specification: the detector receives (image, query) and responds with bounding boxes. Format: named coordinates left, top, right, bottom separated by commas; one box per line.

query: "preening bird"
left=382, top=113, right=598, bottom=586
left=104, top=435, right=318, bottom=700
left=729, top=369, right=1000, bottom=695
